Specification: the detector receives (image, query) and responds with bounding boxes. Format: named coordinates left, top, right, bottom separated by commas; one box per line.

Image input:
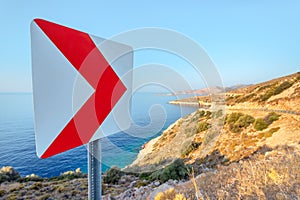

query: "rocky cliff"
left=124, top=72, right=300, bottom=199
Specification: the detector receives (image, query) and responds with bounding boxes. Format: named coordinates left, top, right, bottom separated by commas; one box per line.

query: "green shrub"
left=0, top=174, right=10, bottom=183
left=226, top=113, right=254, bottom=133
left=237, top=93, right=255, bottom=103
left=261, top=81, right=293, bottom=101
left=149, top=159, right=189, bottom=183
left=138, top=172, right=152, bottom=180
left=226, top=112, right=243, bottom=124
left=257, top=84, right=272, bottom=92
left=198, top=110, right=206, bottom=117
left=236, top=114, right=255, bottom=127
left=260, top=89, right=275, bottom=101
left=198, top=121, right=210, bottom=132
left=254, top=112, right=280, bottom=132
left=265, top=112, right=280, bottom=124
left=103, top=166, right=123, bottom=184
left=181, top=142, right=201, bottom=157
left=254, top=118, right=269, bottom=131
left=191, top=110, right=210, bottom=122
left=273, top=81, right=293, bottom=95
left=0, top=167, right=20, bottom=183
left=297, top=74, right=300, bottom=81
left=229, top=124, right=242, bottom=133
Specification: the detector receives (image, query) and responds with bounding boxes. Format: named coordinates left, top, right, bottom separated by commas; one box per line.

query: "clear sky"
left=1, top=1, right=300, bottom=92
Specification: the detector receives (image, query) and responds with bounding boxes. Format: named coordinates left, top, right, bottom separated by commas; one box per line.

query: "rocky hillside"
left=129, top=72, right=300, bottom=167
left=125, top=71, right=300, bottom=199
left=226, top=72, right=300, bottom=111
left=171, top=72, right=300, bottom=112
left=0, top=167, right=88, bottom=200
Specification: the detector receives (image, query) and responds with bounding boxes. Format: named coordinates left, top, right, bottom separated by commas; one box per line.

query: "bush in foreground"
left=155, top=188, right=186, bottom=200
left=103, top=166, right=123, bottom=184
left=149, top=159, right=189, bottom=183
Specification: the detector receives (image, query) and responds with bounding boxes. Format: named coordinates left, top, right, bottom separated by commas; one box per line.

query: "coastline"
left=169, top=100, right=199, bottom=107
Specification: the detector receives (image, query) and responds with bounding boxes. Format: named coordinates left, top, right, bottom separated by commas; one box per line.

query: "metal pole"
left=88, top=139, right=102, bottom=200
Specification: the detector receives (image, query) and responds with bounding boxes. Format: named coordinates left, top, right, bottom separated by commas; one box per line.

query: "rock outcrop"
left=0, top=166, right=20, bottom=183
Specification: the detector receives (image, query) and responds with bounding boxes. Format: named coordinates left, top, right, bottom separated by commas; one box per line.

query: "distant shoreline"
left=169, top=100, right=199, bottom=107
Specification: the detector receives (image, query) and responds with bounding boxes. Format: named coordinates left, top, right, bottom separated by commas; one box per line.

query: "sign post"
left=31, top=18, right=133, bottom=200
left=88, top=139, right=102, bottom=199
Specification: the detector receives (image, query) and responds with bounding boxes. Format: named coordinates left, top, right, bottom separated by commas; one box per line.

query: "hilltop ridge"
left=130, top=72, right=300, bottom=168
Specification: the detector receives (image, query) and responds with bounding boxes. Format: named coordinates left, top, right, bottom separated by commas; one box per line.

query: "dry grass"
left=186, top=167, right=203, bottom=200
left=154, top=188, right=187, bottom=200
left=0, top=177, right=88, bottom=199
left=170, top=145, right=300, bottom=199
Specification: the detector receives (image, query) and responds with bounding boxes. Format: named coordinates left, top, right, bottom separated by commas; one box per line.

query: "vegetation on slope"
left=225, top=72, right=300, bottom=105
left=225, top=112, right=255, bottom=133
left=164, top=145, right=300, bottom=200
left=0, top=167, right=88, bottom=199
left=260, top=81, right=293, bottom=101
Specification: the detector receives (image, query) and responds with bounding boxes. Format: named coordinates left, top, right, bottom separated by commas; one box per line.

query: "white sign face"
left=31, top=19, right=133, bottom=158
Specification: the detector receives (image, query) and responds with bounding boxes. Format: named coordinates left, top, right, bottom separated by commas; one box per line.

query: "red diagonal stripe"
left=34, top=19, right=109, bottom=89
left=95, top=66, right=127, bottom=124
left=41, top=94, right=99, bottom=158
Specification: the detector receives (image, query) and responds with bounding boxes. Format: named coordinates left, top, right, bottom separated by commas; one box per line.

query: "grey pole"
left=88, top=139, right=102, bottom=200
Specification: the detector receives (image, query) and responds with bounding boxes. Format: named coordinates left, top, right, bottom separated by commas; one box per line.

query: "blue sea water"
left=0, top=92, right=196, bottom=177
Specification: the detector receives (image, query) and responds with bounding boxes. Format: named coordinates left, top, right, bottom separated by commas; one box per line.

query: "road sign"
left=31, top=19, right=133, bottom=158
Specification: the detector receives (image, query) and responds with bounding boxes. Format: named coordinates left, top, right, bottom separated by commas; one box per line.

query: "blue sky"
left=1, top=1, right=300, bottom=92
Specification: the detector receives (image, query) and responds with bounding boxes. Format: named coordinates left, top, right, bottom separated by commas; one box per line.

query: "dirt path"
left=228, top=107, right=300, bottom=115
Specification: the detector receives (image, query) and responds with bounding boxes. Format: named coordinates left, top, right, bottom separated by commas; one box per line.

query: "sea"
left=0, top=92, right=196, bottom=177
